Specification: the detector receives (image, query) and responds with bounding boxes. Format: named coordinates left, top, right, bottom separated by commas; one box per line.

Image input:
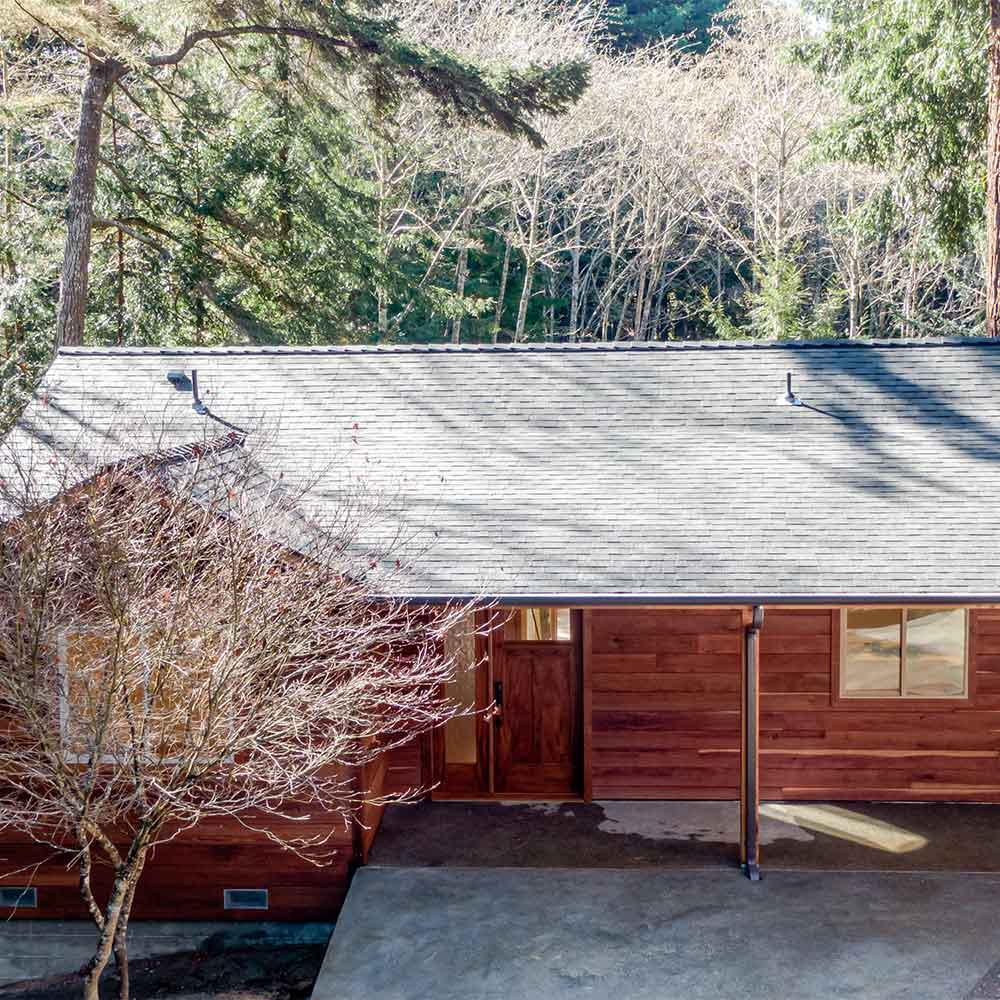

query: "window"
left=504, top=608, right=572, bottom=641
left=841, top=608, right=968, bottom=700
left=0, top=887, right=37, bottom=908
left=59, top=630, right=145, bottom=762
left=58, top=628, right=219, bottom=763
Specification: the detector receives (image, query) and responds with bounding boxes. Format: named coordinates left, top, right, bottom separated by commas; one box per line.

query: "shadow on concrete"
left=370, top=800, right=1000, bottom=873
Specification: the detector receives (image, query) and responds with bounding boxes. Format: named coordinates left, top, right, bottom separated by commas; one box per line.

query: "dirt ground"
left=0, top=945, right=326, bottom=1000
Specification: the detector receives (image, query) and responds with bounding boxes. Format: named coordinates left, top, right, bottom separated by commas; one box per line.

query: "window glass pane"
left=905, top=609, right=966, bottom=698
left=844, top=609, right=902, bottom=696
left=516, top=608, right=572, bottom=641
left=63, top=631, right=144, bottom=755
left=556, top=608, right=572, bottom=641
left=443, top=614, right=478, bottom=765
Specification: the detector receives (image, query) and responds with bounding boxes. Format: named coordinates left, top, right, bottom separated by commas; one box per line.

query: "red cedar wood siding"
left=760, top=608, right=1000, bottom=801
left=391, top=607, right=1000, bottom=802
left=5, top=607, right=1000, bottom=921
left=588, top=608, right=744, bottom=799
left=0, top=815, right=354, bottom=921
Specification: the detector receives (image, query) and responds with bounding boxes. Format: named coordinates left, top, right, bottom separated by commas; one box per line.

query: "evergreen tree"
left=2, top=0, right=589, bottom=347
left=604, top=1, right=730, bottom=50
left=797, top=0, right=994, bottom=332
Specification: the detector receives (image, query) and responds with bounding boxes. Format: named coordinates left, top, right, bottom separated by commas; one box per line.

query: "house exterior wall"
left=760, top=608, right=1000, bottom=801
left=0, top=815, right=354, bottom=923
left=588, top=608, right=743, bottom=800
left=5, top=605, right=1000, bottom=925
left=390, top=606, right=1000, bottom=803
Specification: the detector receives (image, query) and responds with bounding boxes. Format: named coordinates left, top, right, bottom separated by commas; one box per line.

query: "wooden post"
left=741, top=605, right=764, bottom=881
left=581, top=609, right=593, bottom=802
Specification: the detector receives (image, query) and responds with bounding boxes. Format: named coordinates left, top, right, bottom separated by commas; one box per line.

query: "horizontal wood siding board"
left=589, top=609, right=743, bottom=798
left=594, top=692, right=741, bottom=711
left=593, top=674, right=740, bottom=694
left=593, top=710, right=740, bottom=733
left=763, top=785, right=1000, bottom=801
left=760, top=672, right=831, bottom=693
left=592, top=731, right=741, bottom=750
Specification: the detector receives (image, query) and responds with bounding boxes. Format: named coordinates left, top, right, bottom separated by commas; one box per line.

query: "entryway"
left=437, top=608, right=583, bottom=799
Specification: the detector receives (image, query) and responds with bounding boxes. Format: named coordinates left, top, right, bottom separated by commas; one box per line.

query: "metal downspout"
left=743, top=605, right=764, bottom=881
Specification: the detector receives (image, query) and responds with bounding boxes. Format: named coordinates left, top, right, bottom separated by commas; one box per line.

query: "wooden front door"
left=493, top=640, right=581, bottom=795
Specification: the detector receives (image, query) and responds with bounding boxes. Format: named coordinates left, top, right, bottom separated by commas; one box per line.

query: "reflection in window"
left=842, top=608, right=967, bottom=699
left=905, top=609, right=967, bottom=698
left=508, top=608, right=572, bottom=641
left=844, top=609, right=902, bottom=696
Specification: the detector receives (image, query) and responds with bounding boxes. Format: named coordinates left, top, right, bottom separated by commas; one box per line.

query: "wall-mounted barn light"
left=777, top=371, right=804, bottom=407
left=166, top=369, right=208, bottom=415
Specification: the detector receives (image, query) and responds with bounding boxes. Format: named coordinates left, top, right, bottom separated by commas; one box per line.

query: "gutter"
left=382, top=593, right=1000, bottom=607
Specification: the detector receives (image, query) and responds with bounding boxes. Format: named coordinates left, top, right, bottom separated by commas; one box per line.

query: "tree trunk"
left=988, top=0, right=1000, bottom=337
left=569, top=220, right=581, bottom=340
left=81, top=874, right=130, bottom=1000
left=848, top=275, right=859, bottom=339
left=377, top=292, right=388, bottom=339
left=81, top=841, right=148, bottom=1000
left=56, top=59, right=122, bottom=348
left=514, top=262, right=534, bottom=342
left=651, top=270, right=666, bottom=340
left=492, top=236, right=511, bottom=343
left=451, top=216, right=470, bottom=344
left=514, top=165, right=542, bottom=342
left=113, top=881, right=138, bottom=1000
left=633, top=267, right=647, bottom=341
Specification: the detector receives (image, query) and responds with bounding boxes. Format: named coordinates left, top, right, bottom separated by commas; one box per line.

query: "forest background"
left=0, top=0, right=991, bottom=420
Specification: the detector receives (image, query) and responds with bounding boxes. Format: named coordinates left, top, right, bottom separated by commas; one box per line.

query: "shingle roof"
left=10, top=338, right=1000, bottom=600
left=138, top=434, right=346, bottom=563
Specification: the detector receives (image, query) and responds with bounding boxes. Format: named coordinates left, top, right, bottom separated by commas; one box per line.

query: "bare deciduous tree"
left=0, top=431, right=478, bottom=1000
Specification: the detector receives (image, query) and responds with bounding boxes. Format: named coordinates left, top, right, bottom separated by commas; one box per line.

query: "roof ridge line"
left=56, top=337, right=999, bottom=357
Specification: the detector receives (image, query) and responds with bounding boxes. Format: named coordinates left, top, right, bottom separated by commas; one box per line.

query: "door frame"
left=431, top=608, right=585, bottom=801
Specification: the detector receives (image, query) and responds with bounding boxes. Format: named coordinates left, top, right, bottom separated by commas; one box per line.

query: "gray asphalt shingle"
left=9, top=338, right=1000, bottom=599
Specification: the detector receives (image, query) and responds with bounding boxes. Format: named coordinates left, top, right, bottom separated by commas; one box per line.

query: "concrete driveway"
left=312, top=868, right=1000, bottom=1000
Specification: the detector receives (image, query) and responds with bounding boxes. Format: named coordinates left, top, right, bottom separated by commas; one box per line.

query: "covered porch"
left=368, top=798, right=1000, bottom=873
left=392, top=602, right=1000, bottom=880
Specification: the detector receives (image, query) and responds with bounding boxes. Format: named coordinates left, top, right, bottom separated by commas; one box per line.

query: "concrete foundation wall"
left=0, top=919, right=334, bottom=986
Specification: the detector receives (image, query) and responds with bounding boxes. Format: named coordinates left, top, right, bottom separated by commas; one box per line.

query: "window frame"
left=832, top=607, right=975, bottom=708
left=503, top=607, right=574, bottom=643
left=57, top=627, right=233, bottom=766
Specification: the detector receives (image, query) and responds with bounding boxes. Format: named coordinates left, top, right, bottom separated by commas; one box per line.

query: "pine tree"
left=798, top=0, right=994, bottom=333
left=604, top=0, right=730, bottom=50
left=2, top=0, right=589, bottom=347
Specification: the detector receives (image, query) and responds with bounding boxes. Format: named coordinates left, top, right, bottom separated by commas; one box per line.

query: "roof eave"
left=379, top=593, right=1000, bottom=607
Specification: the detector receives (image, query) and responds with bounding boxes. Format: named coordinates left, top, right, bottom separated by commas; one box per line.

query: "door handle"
left=490, top=680, right=504, bottom=724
